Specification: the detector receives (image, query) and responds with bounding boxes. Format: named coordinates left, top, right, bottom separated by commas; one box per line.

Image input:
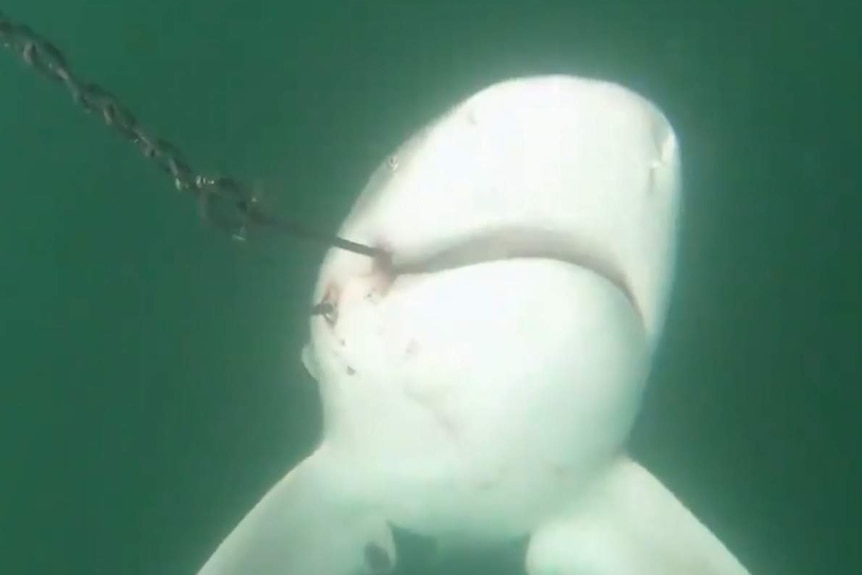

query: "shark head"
left=301, top=75, right=682, bottom=536
left=311, top=75, right=680, bottom=352
left=196, top=77, right=749, bottom=575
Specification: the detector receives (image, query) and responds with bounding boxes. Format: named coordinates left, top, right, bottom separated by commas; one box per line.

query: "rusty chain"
left=0, top=9, right=380, bottom=258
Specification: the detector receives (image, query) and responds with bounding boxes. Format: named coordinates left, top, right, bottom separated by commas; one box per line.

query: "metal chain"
left=0, top=9, right=380, bottom=258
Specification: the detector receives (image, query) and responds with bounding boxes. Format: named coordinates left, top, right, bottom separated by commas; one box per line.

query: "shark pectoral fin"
left=526, top=457, right=750, bottom=575
left=197, top=448, right=395, bottom=575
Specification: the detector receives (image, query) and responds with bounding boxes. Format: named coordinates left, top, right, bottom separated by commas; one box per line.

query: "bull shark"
left=196, top=75, right=751, bottom=575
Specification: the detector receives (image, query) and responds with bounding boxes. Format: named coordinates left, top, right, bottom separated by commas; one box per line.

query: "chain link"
left=0, top=9, right=380, bottom=257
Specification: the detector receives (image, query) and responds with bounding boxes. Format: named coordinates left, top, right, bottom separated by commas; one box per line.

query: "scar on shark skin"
left=311, top=283, right=339, bottom=326
left=366, top=240, right=398, bottom=298
left=311, top=243, right=398, bottom=327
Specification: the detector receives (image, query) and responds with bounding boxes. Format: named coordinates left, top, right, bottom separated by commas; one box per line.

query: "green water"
left=1, top=1, right=859, bottom=574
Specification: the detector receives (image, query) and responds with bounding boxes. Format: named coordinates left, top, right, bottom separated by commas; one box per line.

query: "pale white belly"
left=312, top=259, right=648, bottom=539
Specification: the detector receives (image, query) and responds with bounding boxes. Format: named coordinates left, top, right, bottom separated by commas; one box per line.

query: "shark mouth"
left=312, top=225, right=640, bottom=328
left=385, top=226, right=637, bottom=320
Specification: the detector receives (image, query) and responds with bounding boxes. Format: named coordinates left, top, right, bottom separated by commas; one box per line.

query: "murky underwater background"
left=1, top=1, right=859, bottom=574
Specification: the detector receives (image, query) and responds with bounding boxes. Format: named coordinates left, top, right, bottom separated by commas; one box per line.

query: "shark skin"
left=196, top=75, right=751, bottom=575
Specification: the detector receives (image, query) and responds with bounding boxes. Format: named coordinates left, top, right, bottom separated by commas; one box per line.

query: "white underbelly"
left=313, top=259, right=648, bottom=539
